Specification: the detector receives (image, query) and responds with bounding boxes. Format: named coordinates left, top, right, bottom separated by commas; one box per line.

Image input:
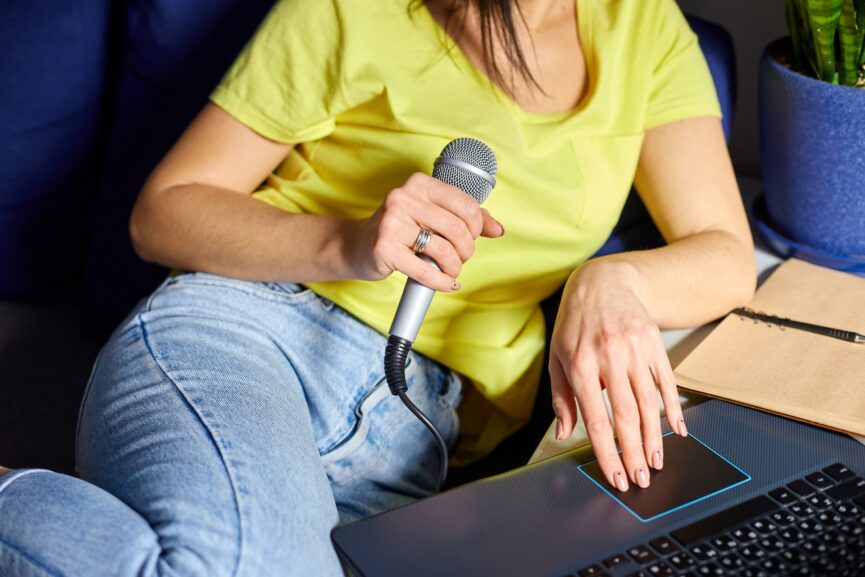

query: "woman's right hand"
left=347, top=172, right=505, bottom=291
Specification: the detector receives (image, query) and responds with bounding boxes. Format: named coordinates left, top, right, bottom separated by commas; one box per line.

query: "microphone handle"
left=388, top=255, right=440, bottom=343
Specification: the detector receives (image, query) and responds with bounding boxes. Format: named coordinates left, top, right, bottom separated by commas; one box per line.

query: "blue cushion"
left=688, top=15, right=737, bottom=141
left=593, top=15, right=737, bottom=258
left=0, top=0, right=110, bottom=295
left=84, top=0, right=276, bottom=331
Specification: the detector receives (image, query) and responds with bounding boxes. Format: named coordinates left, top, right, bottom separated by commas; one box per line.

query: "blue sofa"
left=0, top=1, right=735, bottom=336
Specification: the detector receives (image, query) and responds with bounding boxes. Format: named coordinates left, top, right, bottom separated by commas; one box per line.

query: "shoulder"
left=589, top=0, right=695, bottom=52
left=263, top=0, right=414, bottom=35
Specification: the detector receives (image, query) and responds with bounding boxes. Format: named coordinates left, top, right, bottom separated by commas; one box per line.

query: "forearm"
left=574, top=229, right=756, bottom=330
left=130, top=184, right=355, bottom=283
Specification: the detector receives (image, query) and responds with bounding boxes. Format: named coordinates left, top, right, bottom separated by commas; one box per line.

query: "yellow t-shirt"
left=210, top=0, right=721, bottom=463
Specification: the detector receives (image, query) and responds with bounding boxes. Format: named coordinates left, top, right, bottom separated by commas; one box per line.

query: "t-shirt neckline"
left=415, top=0, right=595, bottom=125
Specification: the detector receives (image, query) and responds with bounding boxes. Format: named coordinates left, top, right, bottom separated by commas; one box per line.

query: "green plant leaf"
left=788, top=0, right=806, bottom=70
left=839, top=0, right=860, bottom=84
left=855, top=0, right=865, bottom=70
left=807, top=0, right=843, bottom=82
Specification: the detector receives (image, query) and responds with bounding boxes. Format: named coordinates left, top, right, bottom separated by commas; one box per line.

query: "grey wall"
left=678, top=0, right=788, bottom=176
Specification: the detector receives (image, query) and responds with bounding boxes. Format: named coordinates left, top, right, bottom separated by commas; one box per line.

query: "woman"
left=0, top=0, right=754, bottom=575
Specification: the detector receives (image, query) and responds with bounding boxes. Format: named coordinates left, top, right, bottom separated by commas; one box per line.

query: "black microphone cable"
left=384, top=137, right=498, bottom=494
left=384, top=335, right=449, bottom=493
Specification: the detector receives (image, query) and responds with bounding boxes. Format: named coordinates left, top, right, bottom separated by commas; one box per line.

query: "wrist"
left=274, top=213, right=359, bottom=282
left=568, top=258, right=646, bottom=303
left=324, top=216, right=363, bottom=281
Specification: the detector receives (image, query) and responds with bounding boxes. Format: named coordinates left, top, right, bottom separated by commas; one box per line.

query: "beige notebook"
left=675, top=258, right=865, bottom=437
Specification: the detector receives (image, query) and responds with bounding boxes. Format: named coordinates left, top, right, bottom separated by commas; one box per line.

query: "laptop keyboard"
left=572, top=463, right=865, bottom=577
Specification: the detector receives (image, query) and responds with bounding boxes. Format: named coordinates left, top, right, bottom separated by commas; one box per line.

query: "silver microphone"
left=388, top=138, right=498, bottom=343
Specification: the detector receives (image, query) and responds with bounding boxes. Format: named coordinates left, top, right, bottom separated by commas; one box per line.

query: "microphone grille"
left=433, top=138, right=498, bottom=204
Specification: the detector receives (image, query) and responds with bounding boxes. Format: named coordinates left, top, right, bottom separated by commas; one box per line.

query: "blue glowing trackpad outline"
left=577, top=432, right=751, bottom=523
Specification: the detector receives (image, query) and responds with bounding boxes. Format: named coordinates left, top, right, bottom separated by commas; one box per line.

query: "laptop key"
left=739, top=544, right=766, bottom=561
left=648, top=536, right=679, bottom=556
left=835, top=501, right=858, bottom=517
left=732, top=526, right=758, bottom=542
left=780, top=548, right=807, bottom=565
left=823, top=463, right=855, bottom=483
left=645, top=561, right=674, bottom=576
left=788, top=502, right=814, bottom=517
left=710, top=535, right=737, bottom=551
left=779, top=527, right=805, bottom=543
left=817, top=511, right=843, bottom=526
left=758, top=537, right=785, bottom=552
left=770, top=510, right=796, bottom=526
left=717, top=553, right=745, bottom=570
left=688, top=543, right=717, bottom=562
left=759, top=556, right=787, bottom=574
left=628, top=545, right=657, bottom=565
left=807, top=494, right=834, bottom=510
left=739, top=569, right=769, bottom=577
left=667, top=552, right=695, bottom=570
left=768, top=488, right=797, bottom=505
left=787, top=480, right=815, bottom=497
left=826, top=477, right=865, bottom=501
left=806, top=471, right=836, bottom=490
left=809, top=555, right=839, bottom=573
left=695, top=562, right=723, bottom=576
left=752, top=518, right=776, bottom=534
left=797, top=519, right=825, bottom=534
left=840, top=521, right=864, bottom=538
left=623, top=572, right=647, bottom=577
left=577, top=565, right=608, bottom=577
left=602, top=553, right=629, bottom=569
left=801, top=538, right=828, bottom=555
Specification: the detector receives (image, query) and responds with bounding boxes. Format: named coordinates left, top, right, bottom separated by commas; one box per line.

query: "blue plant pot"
left=759, top=38, right=865, bottom=256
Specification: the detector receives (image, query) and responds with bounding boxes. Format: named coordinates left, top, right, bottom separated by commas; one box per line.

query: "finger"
left=572, top=366, right=629, bottom=492
left=549, top=355, right=578, bottom=440
left=422, top=176, right=486, bottom=238
left=653, top=342, right=687, bottom=437
left=411, top=201, right=476, bottom=263
left=629, top=360, right=663, bottom=471
left=391, top=247, right=459, bottom=292
left=418, top=234, right=463, bottom=279
left=603, top=363, right=651, bottom=488
left=480, top=208, right=505, bottom=238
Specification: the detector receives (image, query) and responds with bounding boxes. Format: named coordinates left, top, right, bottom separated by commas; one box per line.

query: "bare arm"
left=131, top=104, right=503, bottom=289
left=591, top=115, right=756, bottom=329
left=550, top=117, right=755, bottom=492
left=130, top=103, right=355, bottom=282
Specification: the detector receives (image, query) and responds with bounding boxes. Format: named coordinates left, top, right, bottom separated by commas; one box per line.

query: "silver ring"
left=413, top=228, right=432, bottom=255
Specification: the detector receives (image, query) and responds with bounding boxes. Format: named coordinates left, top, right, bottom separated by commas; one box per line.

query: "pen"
left=732, top=307, right=865, bottom=345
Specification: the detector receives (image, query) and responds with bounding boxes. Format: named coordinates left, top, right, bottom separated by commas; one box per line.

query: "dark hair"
left=419, top=0, right=542, bottom=97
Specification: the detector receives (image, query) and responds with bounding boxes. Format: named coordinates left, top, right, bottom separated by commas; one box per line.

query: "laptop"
left=331, top=400, right=865, bottom=576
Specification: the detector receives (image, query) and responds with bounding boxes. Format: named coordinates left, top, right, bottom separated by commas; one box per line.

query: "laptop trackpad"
left=578, top=432, right=750, bottom=522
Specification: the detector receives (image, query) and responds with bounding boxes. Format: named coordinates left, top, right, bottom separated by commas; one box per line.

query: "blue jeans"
left=0, top=273, right=462, bottom=577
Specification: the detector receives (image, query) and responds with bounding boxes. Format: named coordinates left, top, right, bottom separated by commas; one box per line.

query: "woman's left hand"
left=549, top=260, right=686, bottom=492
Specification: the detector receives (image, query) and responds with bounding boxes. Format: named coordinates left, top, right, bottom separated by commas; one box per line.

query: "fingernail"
left=555, top=418, right=563, bottom=440
left=614, top=471, right=628, bottom=492
left=653, top=450, right=663, bottom=470
left=637, top=468, right=650, bottom=488
left=497, top=221, right=505, bottom=235
left=452, top=281, right=460, bottom=291
left=678, top=418, right=688, bottom=437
